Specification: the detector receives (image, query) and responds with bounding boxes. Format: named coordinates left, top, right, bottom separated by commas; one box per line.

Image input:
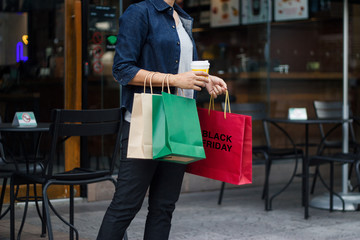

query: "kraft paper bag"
left=127, top=72, right=157, bottom=159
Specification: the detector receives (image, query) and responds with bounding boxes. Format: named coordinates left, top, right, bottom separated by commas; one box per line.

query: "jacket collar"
left=148, top=0, right=192, bottom=20
left=149, top=0, right=173, bottom=12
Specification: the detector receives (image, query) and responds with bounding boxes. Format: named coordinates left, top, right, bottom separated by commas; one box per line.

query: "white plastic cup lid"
left=191, top=60, right=210, bottom=69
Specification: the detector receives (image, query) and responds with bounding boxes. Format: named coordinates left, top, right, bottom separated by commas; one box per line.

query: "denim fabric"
left=97, top=121, right=187, bottom=240
left=112, top=0, right=198, bottom=113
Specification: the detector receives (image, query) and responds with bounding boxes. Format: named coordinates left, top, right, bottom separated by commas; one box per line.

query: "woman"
left=97, top=0, right=227, bottom=239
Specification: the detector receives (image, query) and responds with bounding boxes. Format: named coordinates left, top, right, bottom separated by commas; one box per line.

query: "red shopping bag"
left=186, top=93, right=252, bottom=185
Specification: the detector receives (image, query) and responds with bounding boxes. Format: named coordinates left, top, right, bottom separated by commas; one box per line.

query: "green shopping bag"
left=152, top=91, right=205, bottom=164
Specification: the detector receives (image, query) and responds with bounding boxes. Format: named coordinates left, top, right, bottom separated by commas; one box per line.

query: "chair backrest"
left=222, top=102, right=270, bottom=146
left=314, top=101, right=343, bottom=119
left=225, top=102, right=268, bottom=121
left=45, top=108, right=122, bottom=177
left=223, top=102, right=300, bottom=153
left=313, top=100, right=356, bottom=143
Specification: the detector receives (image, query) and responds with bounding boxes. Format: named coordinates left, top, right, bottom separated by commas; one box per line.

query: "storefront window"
left=0, top=1, right=65, bottom=166
left=1, top=0, right=359, bottom=197
left=183, top=0, right=269, bottom=147
left=0, top=1, right=69, bottom=199
left=85, top=0, right=120, bottom=110
left=83, top=0, right=121, bottom=172
left=0, top=1, right=65, bottom=122
left=184, top=0, right=360, bottom=147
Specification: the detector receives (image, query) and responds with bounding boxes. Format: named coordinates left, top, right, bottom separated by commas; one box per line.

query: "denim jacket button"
left=172, top=25, right=175, bottom=29
left=177, top=41, right=180, bottom=45
left=175, top=60, right=179, bottom=63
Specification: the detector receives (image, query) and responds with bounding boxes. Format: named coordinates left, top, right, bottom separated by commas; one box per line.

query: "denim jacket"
left=113, top=0, right=198, bottom=113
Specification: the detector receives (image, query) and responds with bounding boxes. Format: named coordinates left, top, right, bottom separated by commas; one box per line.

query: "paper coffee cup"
left=191, top=60, right=210, bottom=73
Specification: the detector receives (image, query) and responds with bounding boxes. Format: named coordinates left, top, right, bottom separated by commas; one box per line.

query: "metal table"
left=0, top=122, right=50, bottom=240
left=0, top=123, right=50, bottom=132
left=264, top=118, right=353, bottom=219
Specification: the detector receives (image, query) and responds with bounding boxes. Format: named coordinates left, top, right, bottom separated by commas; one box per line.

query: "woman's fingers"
left=214, top=85, right=221, bottom=94
left=193, top=71, right=209, bottom=77
left=194, top=85, right=202, bottom=91
left=210, top=75, right=227, bottom=92
left=174, top=71, right=210, bottom=90
left=195, top=79, right=207, bottom=88
left=195, top=76, right=210, bottom=84
left=217, top=85, right=227, bottom=94
left=204, top=75, right=228, bottom=97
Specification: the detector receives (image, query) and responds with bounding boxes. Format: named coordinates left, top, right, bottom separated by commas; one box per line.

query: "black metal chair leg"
left=70, top=185, right=75, bottom=240
left=10, top=176, right=15, bottom=240
left=36, top=184, right=47, bottom=237
left=348, top=162, right=354, bottom=180
left=0, top=177, right=8, bottom=218
left=43, top=183, right=54, bottom=240
left=262, top=157, right=271, bottom=200
left=310, top=165, right=320, bottom=194
left=347, top=162, right=354, bottom=191
left=264, top=158, right=271, bottom=210
left=330, top=162, right=334, bottom=212
left=269, top=157, right=299, bottom=210
left=355, top=160, right=360, bottom=191
left=317, top=167, right=345, bottom=211
left=17, top=184, right=31, bottom=240
left=218, top=182, right=225, bottom=205
left=45, top=183, right=81, bottom=240
left=41, top=195, right=47, bottom=238
left=31, top=183, right=46, bottom=237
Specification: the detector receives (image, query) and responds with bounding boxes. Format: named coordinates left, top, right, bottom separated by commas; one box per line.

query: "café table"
left=0, top=123, right=50, bottom=159
left=0, top=122, right=50, bottom=240
left=0, top=122, right=50, bottom=132
left=264, top=118, right=350, bottom=219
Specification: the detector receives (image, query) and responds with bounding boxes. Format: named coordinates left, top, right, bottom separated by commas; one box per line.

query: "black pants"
left=97, top=121, right=186, bottom=240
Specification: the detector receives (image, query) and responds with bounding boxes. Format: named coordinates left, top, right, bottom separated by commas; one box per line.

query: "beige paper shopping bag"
left=127, top=72, right=158, bottom=159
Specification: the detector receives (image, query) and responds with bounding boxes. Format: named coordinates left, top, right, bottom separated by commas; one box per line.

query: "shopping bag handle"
left=208, top=90, right=231, bottom=119
left=162, top=74, right=171, bottom=94
left=144, top=72, right=157, bottom=94
left=177, top=88, right=185, bottom=97
left=223, top=90, right=231, bottom=119
left=208, top=94, right=215, bottom=114
left=160, top=74, right=185, bottom=97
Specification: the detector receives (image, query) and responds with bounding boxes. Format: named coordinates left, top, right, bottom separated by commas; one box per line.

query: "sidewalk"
left=1, top=182, right=360, bottom=240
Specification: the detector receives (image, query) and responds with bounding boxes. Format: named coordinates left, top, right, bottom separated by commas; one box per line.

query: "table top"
left=0, top=123, right=51, bottom=132
left=264, top=118, right=352, bottom=124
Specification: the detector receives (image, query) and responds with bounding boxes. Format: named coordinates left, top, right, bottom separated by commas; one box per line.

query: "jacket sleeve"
left=112, top=4, right=149, bottom=86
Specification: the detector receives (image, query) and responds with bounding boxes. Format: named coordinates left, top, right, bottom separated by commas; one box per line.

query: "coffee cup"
left=191, top=60, right=210, bottom=74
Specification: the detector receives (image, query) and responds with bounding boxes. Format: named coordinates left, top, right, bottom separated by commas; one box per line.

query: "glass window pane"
left=0, top=0, right=65, bottom=171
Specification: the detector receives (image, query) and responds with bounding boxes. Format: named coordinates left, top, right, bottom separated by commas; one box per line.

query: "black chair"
left=308, top=123, right=360, bottom=212
left=0, top=158, right=12, bottom=220
left=0, top=116, right=46, bottom=240
left=10, top=108, right=126, bottom=240
left=217, top=103, right=304, bottom=210
left=313, top=101, right=358, bottom=152
left=217, top=102, right=268, bottom=205
left=0, top=120, right=48, bottom=240
left=0, top=119, right=11, bottom=219
left=312, top=101, right=359, bottom=193
left=262, top=118, right=304, bottom=210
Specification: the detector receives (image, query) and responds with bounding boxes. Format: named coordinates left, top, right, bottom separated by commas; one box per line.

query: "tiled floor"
left=1, top=182, right=360, bottom=240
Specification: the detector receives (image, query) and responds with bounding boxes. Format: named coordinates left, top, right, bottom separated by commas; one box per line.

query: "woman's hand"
left=205, top=75, right=227, bottom=98
left=170, top=71, right=210, bottom=91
